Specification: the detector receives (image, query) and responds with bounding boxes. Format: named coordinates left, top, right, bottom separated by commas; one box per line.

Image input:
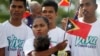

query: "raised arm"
left=30, top=40, right=67, bottom=56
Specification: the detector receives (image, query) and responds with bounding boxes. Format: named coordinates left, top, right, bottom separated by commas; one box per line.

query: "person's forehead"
left=79, top=0, right=92, bottom=4
left=31, top=4, right=40, bottom=7
left=42, top=6, right=55, bottom=11
left=11, top=1, right=24, bottom=6
left=34, top=18, right=45, bottom=23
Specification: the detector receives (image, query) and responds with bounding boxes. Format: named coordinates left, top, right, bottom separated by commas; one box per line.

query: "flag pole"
left=63, top=18, right=68, bottom=40
left=63, top=0, right=72, bottom=40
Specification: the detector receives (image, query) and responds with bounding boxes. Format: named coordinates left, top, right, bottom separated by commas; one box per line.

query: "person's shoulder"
left=97, top=19, right=100, bottom=23
left=2, top=20, right=9, bottom=25
left=1, top=21, right=9, bottom=29
left=22, top=22, right=30, bottom=27
left=55, top=27, right=65, bottom=32
left=22, top=22, right=32, bottom=30
left=92, top=19, right=100, bottom=25
left=49, top=26, right=65, bottom=34
left=0, top=24, right=3, bottom=31
left=23, top=37, right=34, bottom=56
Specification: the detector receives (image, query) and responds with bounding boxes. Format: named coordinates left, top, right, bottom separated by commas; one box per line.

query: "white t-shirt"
left=23, top=26, right=69, bottom=56
left=0, top=24, right=8, bottom=48
left=2, top=21, right=34, bottom=56
left=48, top=27, right=67, bottom=47
left=67, top=19, right=100, bottom=56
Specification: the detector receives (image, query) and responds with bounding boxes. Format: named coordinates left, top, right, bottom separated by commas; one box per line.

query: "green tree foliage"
left=0, top=0, right=9, bottom=23
left=0, top=0, right=75, bottom=24
left=57, top=7, right=75, bottom=26
left=0, top=0, right=9, bottom=8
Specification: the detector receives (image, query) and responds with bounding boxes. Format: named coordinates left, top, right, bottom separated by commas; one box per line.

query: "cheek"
left=20, top=8, right=25, bottom=13
left=41, top=13, right=45, bottom=16
left=42, top=28, right=49, bottom=34
left=51, top=14, right=56, bottom=19
left=10, top=10, right=14, bottom=16
left=21, top=10, right=25, bottom=14
left=9, top=9, right=13, bottom=13
left=33, top=30, right=38, bottom=37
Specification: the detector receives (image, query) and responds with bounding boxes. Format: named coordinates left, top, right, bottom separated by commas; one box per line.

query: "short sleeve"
left=0, top=25, right=8, bottom=48
left=23, top=38, right=35, bottom=56
left=24, top=26, right=35, bottom=56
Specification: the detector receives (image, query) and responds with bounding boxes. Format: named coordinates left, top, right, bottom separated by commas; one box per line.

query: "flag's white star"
left=68, top=23, right=72, bottom=28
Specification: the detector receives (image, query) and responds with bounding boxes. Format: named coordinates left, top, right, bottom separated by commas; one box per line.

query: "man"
left=23, top=0, right=68, bottom=56
left=67, top=0, right=100, bottom=56
left=24, top=1, right=41, bottom=28
left=2, top=0, right=34, bottom=56
left=41, top=0, right=70, bottom=56
left=0, top=24, right=8, bottom=56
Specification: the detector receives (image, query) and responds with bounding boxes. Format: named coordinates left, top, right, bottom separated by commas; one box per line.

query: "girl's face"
left=32, top=18, right=49, bottom=37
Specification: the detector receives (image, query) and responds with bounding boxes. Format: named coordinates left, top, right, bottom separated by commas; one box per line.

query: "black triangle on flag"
left=66, top=19, right=92, bottom=39
left=66, top=19, right=79, bottom=32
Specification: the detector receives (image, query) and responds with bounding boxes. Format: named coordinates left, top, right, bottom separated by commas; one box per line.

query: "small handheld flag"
left=58, top=0, right=70, bottom=6
left=23, top=11, right=30, bottom=18
left=66, top=19, right=91, bottom=39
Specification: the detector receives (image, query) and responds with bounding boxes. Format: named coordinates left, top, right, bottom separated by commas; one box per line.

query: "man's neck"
left=83, top=16, right=97, bottom=23
left=49, top=23, right=56, bottom=30
left=9, top=18, right=22, bottom=26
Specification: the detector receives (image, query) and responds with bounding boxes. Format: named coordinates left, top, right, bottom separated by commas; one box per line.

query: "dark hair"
left=42, top=0, right=58, bottom=12
left=10, top=0, right=26, bottom=7
left=33, top=16, right=50, bottom=28
left=34, top=36, right=50, bottom=51
left=92, top=0, right=96, bottom=4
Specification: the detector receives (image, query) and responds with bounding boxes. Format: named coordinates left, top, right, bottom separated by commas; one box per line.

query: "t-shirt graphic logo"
left=7, top=34, right=24, bottom=51
left=75, top=36, right=98, bottom=48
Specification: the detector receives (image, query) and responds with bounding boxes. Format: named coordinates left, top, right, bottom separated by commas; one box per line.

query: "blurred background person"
left=23, top=1, right=41, bottom=28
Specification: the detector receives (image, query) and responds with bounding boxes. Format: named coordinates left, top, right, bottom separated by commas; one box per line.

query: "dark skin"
left=0, top=0, right=25, bottom=56
left=79, top=0, right=97, bottom=23
left=66, top=0, right=97, bottom=56
left=0, top=48, right=5, bottom=56
left=9, top=0, right=25, bottom=26
left=30, top=40, right=67, bottom=56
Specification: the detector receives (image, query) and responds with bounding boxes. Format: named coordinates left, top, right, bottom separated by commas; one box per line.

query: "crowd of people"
left=0, top=0, right=100, bottom=56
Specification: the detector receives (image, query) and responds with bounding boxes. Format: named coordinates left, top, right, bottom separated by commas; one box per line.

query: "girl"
left=24, top=16, right=67, bottom=56
left=32, top=16, right=50, bottom=53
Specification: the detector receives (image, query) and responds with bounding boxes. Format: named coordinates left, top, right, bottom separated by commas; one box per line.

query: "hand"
left=61, top=18, right=69, bottom=30
left=56, top=40, right=67, bottom=51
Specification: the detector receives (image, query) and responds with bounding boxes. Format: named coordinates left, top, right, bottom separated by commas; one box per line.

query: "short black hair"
left=92, top=0, right=96, bottom=4
left=33, top=16, right=50, bottom=28
left=10, top=0, right=26, bottom=7
left=34, top=36, right=50, bottom=51
left=42, top=0, right=58, bottom=12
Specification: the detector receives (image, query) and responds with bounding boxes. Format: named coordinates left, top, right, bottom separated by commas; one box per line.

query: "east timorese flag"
left=58, top=0, right=70, bottom=6
left=66, top=19, right=91, bottom=39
